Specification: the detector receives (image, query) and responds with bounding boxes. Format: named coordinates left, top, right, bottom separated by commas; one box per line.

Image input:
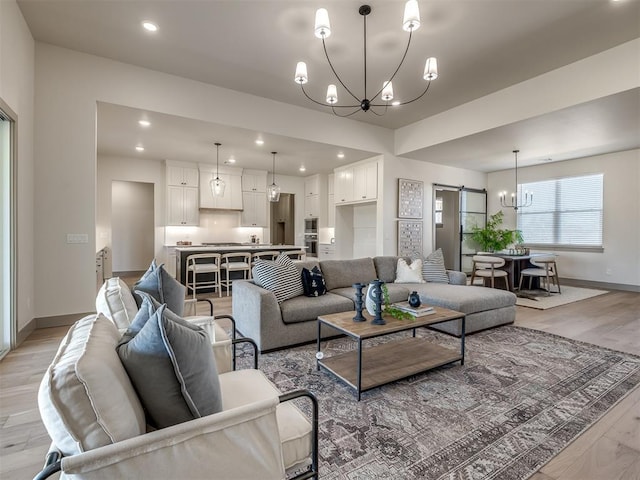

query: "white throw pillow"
left=38, top=314, right=146, bottom=456
left=394, top=258, right=425, bottom=283
left=96, top=277, right=139, bottom=330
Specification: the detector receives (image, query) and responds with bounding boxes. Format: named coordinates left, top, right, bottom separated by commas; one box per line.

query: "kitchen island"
left=174, top=244, right=306, bottom=287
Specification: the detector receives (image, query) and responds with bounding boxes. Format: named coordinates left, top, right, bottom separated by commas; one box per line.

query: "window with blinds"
left=517, top=173, right=603, bottom=248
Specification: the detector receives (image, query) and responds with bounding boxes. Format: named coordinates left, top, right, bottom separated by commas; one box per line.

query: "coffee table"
left=316, top=307, right=465, bottom=400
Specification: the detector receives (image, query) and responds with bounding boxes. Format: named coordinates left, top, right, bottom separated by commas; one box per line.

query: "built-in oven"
left=304, top=234, right=318, bottom=257
left=304, top=218, right=318, bottom=234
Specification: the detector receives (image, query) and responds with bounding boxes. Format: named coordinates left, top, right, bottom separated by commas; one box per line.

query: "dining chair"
left=470, top=255, right=510, bottom=290
left=518, top=254, right=561, bottom=295
left=282, top=250, right=307, bottom=262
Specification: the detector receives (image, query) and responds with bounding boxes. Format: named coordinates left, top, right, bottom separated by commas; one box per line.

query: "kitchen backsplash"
left=165, top=210, right=266, bottom=245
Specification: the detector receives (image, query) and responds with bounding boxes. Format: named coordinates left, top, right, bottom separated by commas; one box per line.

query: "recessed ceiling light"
left=135, top=145, right=145, bottom=152
left=138, top=120, right=151, bottom=127
left=299, top=166, right=306, bottom=172
left=391, top=101, right=401, bottom=106
left=226, top=157, right=236, bottom=164
left=255, top=139, right=264, bottom=145
left=142, top=21, right=158, bottom=32
left=337, top=152, right=345, bottom=159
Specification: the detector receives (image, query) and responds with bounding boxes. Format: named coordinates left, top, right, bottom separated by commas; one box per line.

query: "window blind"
left=517, top=173, right=603, bottom=248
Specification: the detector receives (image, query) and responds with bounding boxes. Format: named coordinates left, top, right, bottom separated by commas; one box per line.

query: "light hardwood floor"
left=1, top=291, right=638, bottom=479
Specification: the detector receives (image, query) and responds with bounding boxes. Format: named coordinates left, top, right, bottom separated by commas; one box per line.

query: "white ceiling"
left=18, top=0, right=640, bottom=173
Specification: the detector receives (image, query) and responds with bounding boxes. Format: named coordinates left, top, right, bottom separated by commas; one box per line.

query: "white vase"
left=365, top=281, right=383, bottom=316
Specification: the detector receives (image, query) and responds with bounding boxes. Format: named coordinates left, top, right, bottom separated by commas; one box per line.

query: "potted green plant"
left=471, top=210, right=523, bottom=253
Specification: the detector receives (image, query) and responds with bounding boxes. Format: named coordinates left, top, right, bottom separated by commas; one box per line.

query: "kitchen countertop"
left=174, top=244, right=305, bottom=252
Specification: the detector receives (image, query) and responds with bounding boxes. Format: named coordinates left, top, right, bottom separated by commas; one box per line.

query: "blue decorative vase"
left=408, top=291, right=421, bottom=308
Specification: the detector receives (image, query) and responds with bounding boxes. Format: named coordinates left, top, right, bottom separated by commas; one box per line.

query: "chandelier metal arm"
left=321, top=38, right=360, bottom=102
left=370, top=29, right=413, bottom=103
left=300, top=84, right=362, bottom=108
left=369, top=104, right=389, bottom=116
left=393, top=80, right=432, bottom=106
left=331, top=105, right=362, bottom=117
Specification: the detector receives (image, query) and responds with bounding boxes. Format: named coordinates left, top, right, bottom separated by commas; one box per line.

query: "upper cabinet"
left=327, top=173, right=335, bottom=228
left=304, top=175, right=321, bottom=197
left=242, top=172, right=267, bottom=193
left=353, top=162, right=378, bottom=201
left=199, top=165, right=243, bottom=210
left=335, top=160, right=378, bottom=204
left=241, top=170, right=268, bottom=227
left=167, top=164, right=198, bottom=187
left=166, top=161, right=199, bottom=226
left=304, top=174, right=325, bottom=220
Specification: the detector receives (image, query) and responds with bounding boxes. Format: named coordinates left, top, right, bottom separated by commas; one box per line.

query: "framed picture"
left=398, top=220, right=423, bottom=257
left=398, top=178, right=424, bottom=219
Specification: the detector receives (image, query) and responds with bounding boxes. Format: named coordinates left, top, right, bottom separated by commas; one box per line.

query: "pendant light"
left=210, top=142, right=225, bottom=197
left=267, top=151, right=281, bottom=202
left=499, top=150, right=533, bottom=210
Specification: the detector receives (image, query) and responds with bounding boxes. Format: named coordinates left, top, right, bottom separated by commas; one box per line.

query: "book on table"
left=392, top=301, right=436, bottom=317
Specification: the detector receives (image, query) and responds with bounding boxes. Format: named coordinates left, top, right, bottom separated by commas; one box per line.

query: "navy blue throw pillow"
left=301, top=266, right=327, bottom=297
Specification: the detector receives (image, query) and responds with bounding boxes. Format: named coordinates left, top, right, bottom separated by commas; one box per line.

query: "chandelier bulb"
left=403, top=0, right=421, bottom=32
left=326, top=84, right=338, bottom=104
left=294, top=62, right=308, bottom=84
left=424, top=57, right=438, bottom=81
left=314, top=8, right=331, bottom=38
left=381, top=81, right=394, bottom=101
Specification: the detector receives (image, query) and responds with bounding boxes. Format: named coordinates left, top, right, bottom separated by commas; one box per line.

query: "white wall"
left=97, top=155, right=166, bottom=268
left=111, top=181, right=154, bottom=272
left=0, top=0, right=35, bottom=333
left=380, top=155, right=488, bottom=256
left=396, top=39, right=640, bottom=156
left=34, top=43, right=393, bottom=318
left=488, top=149, right=640, bottom=287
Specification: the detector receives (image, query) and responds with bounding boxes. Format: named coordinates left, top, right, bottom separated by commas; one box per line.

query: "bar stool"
left=219, top=252, right=252, bottom=296
left=519, top=254, right=561, bottom=295
left=185, top=253, right=222, bottom=298
left=282, top=250, right=306, bottom=262
left=470, top=255, right=510, bottom=290
left=251, top=250, right=280, bottom=268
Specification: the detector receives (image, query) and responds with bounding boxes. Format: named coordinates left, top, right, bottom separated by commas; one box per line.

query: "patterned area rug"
left=245, top=326, right=640, bottom=479
left=515, top=285, right=608, bottom=310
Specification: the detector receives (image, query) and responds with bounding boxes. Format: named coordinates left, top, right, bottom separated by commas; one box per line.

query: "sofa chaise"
left=232, top=256, right=516, bottom=352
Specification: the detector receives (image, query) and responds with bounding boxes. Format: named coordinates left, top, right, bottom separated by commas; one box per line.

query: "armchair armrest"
left=447, top=270, right=467, bottom=285
left=36, top=398, right=287, bottom=480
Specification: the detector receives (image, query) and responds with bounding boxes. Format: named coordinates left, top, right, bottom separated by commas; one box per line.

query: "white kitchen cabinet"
left=327, top=194, right=335, bottom=227
left=242, top=172, right=267, bottom=193
left=353, top=162, right=378, bottom=201
left=167, top=164, right=198, bottom=187
left=327, top=173, right=334, bottom=196
left=318, top=243, right=336, bottom=260
left=335, top=162, right=377, bottom=204
left=199, top=165, right=243, bottom=210
left=241, top=191, right=268, bottom=227
left=167, top=185, right=199, bottom=226
left=334, top=167, right=354, bottom=204
left=305, top=193, right=320, bottom=218
left=304, top=175, right=321, bottom=197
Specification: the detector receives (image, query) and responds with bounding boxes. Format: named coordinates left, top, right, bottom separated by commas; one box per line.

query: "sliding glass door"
left=0, top=103, right=16, bottom=358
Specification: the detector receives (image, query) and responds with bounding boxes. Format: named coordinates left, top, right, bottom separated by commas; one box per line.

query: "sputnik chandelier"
left=294, top=1, right=438, bottom=117
left=499, top=150, right=533, bottom=210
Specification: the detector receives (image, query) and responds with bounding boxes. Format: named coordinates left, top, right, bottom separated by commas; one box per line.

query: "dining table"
left=486, top=253, right=544, bottom=292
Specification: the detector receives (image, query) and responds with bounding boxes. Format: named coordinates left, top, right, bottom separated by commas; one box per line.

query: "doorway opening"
left=111, top=180, right=155, bottom=274
left=433, top=185, right=487, bottom=274
left=270, top=193, right=295, bottom=245
left=0, top=100, right=17, bottom=358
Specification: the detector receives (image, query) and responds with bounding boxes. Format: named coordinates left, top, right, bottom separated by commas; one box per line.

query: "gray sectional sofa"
left=232, top=256, right=516, bottom=352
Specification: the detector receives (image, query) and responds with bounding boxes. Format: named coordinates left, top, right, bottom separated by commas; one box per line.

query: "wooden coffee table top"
left=318, top=306, right=465, bottom=340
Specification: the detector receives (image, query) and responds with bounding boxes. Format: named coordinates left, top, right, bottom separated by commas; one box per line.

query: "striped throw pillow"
left=252, top=254, right=304, bottom=303
left=422, top=249, right=450, bottom=283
